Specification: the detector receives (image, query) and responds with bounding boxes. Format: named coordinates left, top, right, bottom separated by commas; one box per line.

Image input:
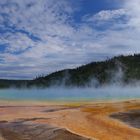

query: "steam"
left=105, top=60, right=126, bottom=87
left=0, top=58, right=139, bottom=102
left=47, top=61, right=140, bottom=88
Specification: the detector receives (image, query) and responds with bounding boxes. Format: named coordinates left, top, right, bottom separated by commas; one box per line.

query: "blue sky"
left=0, top=0, right=140, bottom=79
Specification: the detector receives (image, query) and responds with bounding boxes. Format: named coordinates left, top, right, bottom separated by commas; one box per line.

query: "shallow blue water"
left=0, top=86, right=139, bottom=101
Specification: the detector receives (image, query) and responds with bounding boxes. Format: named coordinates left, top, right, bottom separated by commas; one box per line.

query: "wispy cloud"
left=82, top=9, right=126, bottom=23
left=0, top=0, right=140, bottom=79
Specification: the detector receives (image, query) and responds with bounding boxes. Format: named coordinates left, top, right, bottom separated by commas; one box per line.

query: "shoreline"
left=0, top=98, right=139, bottom=106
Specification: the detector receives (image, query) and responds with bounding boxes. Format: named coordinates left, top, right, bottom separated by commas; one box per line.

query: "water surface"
left=0, top=86, right=140, bottom=101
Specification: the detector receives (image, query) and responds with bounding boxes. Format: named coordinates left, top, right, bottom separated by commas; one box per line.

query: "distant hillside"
left=0, top=79, right=29, bottom=89
left=0, top=54, right=140, bottom=88
left=29, top=54, right=140, bottom=88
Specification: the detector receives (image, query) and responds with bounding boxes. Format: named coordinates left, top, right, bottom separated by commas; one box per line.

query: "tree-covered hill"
left=0, top=54, right=140, bottom=88
left=29, top=54, right=140, bottom=87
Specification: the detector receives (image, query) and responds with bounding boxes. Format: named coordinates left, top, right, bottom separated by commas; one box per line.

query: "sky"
left=0, top=0, right=140, bottom=79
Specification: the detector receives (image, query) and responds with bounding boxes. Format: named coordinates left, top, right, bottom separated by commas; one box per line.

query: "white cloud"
left=123, top=0, right=140, bottom=29
left=0, top=0, right=140, bottom=79
left=83, top=9, right=126, bottom=22
left=0, top=32, right=35, bottom=53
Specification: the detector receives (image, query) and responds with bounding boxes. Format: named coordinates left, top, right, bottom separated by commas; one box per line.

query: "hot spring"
left=0, top=86, right=140, bottom=102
